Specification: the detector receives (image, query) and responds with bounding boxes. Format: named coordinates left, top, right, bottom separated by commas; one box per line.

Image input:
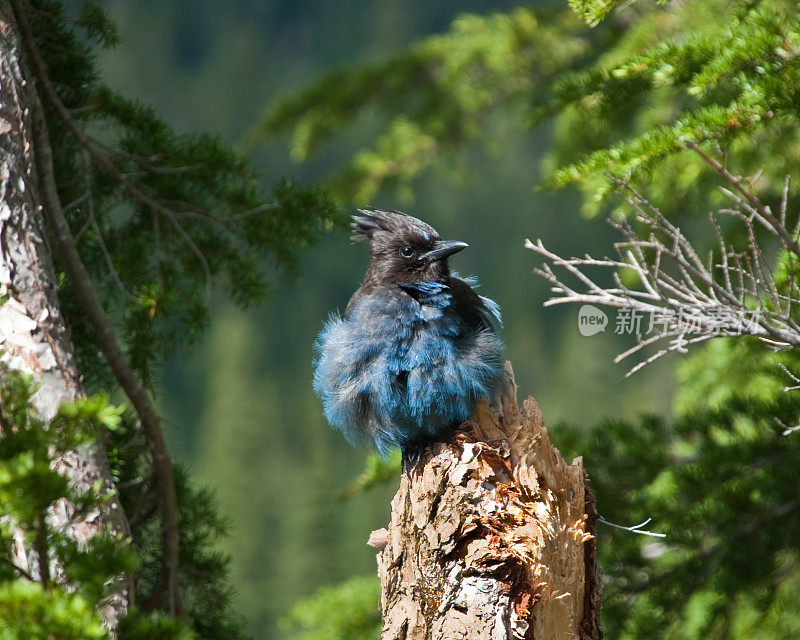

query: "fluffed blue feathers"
left=313, top=209, right=505, bottom=456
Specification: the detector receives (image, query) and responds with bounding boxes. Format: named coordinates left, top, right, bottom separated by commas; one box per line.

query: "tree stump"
left=369, top=364, right=601, bottom=640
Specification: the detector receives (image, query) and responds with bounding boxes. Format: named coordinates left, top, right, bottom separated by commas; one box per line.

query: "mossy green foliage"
left=0, top=373, right=129, bottom=590
left=0, top=581, right=108, bottom=640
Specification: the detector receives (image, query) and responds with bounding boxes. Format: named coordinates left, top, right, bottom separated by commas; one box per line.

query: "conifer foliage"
left=1, top=0, right=339, bottom=638
left=27, top=0, right=338, bottom=388
left=262, top=0, right=800, bottom=217
left=0, top=372, right=188, bottom=639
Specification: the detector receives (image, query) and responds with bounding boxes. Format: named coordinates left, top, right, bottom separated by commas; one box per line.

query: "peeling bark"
left=370, top=364, right=601, bottom=639
left=0, top=2, right=129, bottom=629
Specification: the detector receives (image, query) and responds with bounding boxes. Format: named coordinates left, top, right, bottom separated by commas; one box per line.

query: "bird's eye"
left=400, top=246, right=414, bottom=258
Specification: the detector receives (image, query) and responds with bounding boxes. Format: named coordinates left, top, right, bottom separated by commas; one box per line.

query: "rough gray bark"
left=0, top=1, right=130, bottom=628
left=369, top=365, right=601, bottom=640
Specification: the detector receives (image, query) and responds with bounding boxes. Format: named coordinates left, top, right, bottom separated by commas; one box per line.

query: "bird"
left=313, top=209, right=505, bottom=457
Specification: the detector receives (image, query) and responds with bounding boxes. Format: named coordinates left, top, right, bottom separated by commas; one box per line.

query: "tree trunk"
left=369, top=364, right=601, bottom=640
left=0, top=1, right=130, bottom=628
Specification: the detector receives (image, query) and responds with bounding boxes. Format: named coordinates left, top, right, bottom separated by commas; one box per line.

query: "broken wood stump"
left=368, top=364, right=601, bottom=640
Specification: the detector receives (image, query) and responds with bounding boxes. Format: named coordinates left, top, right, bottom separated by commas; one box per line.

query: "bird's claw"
left=401, top=443, right=426, bottom=475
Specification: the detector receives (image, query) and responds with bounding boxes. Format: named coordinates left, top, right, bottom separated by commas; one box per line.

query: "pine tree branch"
left=76, top=150, right=138, bottom=302
left=0, top=556, right=35, bottom=582
left=8, top=2, right=213, bottom=305
left=10, top=0, right=184, bottom=617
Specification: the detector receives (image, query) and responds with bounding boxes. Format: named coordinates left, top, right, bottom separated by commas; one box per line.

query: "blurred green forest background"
left=88, top=1, right=678, bottom=637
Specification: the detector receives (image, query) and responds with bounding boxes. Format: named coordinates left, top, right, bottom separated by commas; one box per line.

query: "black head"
left=352, top=209, right=467, bottom=285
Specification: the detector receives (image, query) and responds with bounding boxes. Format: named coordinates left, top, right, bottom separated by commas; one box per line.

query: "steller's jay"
left=313, top=209, right=505, bottom=456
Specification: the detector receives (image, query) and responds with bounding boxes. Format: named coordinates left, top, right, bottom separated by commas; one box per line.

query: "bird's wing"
left=399, top=278, right=502, bottom=333
left=447, top=276, right=503, bottom=333
left=397, top=281, right=453, bottom=309
left=477, top=294, right=503, bottom=332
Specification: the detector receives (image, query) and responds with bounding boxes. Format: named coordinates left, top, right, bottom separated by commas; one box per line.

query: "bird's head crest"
left=351, top=209, right=438, bottom=245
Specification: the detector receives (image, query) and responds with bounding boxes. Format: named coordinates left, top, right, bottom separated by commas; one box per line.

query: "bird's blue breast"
left=313, top=282, right=504, bottom=455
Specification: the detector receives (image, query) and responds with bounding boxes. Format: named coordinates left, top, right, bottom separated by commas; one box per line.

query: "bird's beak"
left=421, top=240, right=468, bottom=263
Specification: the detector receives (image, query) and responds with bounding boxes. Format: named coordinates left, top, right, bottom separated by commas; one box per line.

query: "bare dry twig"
left=526, top=155, right=800, bottom=378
